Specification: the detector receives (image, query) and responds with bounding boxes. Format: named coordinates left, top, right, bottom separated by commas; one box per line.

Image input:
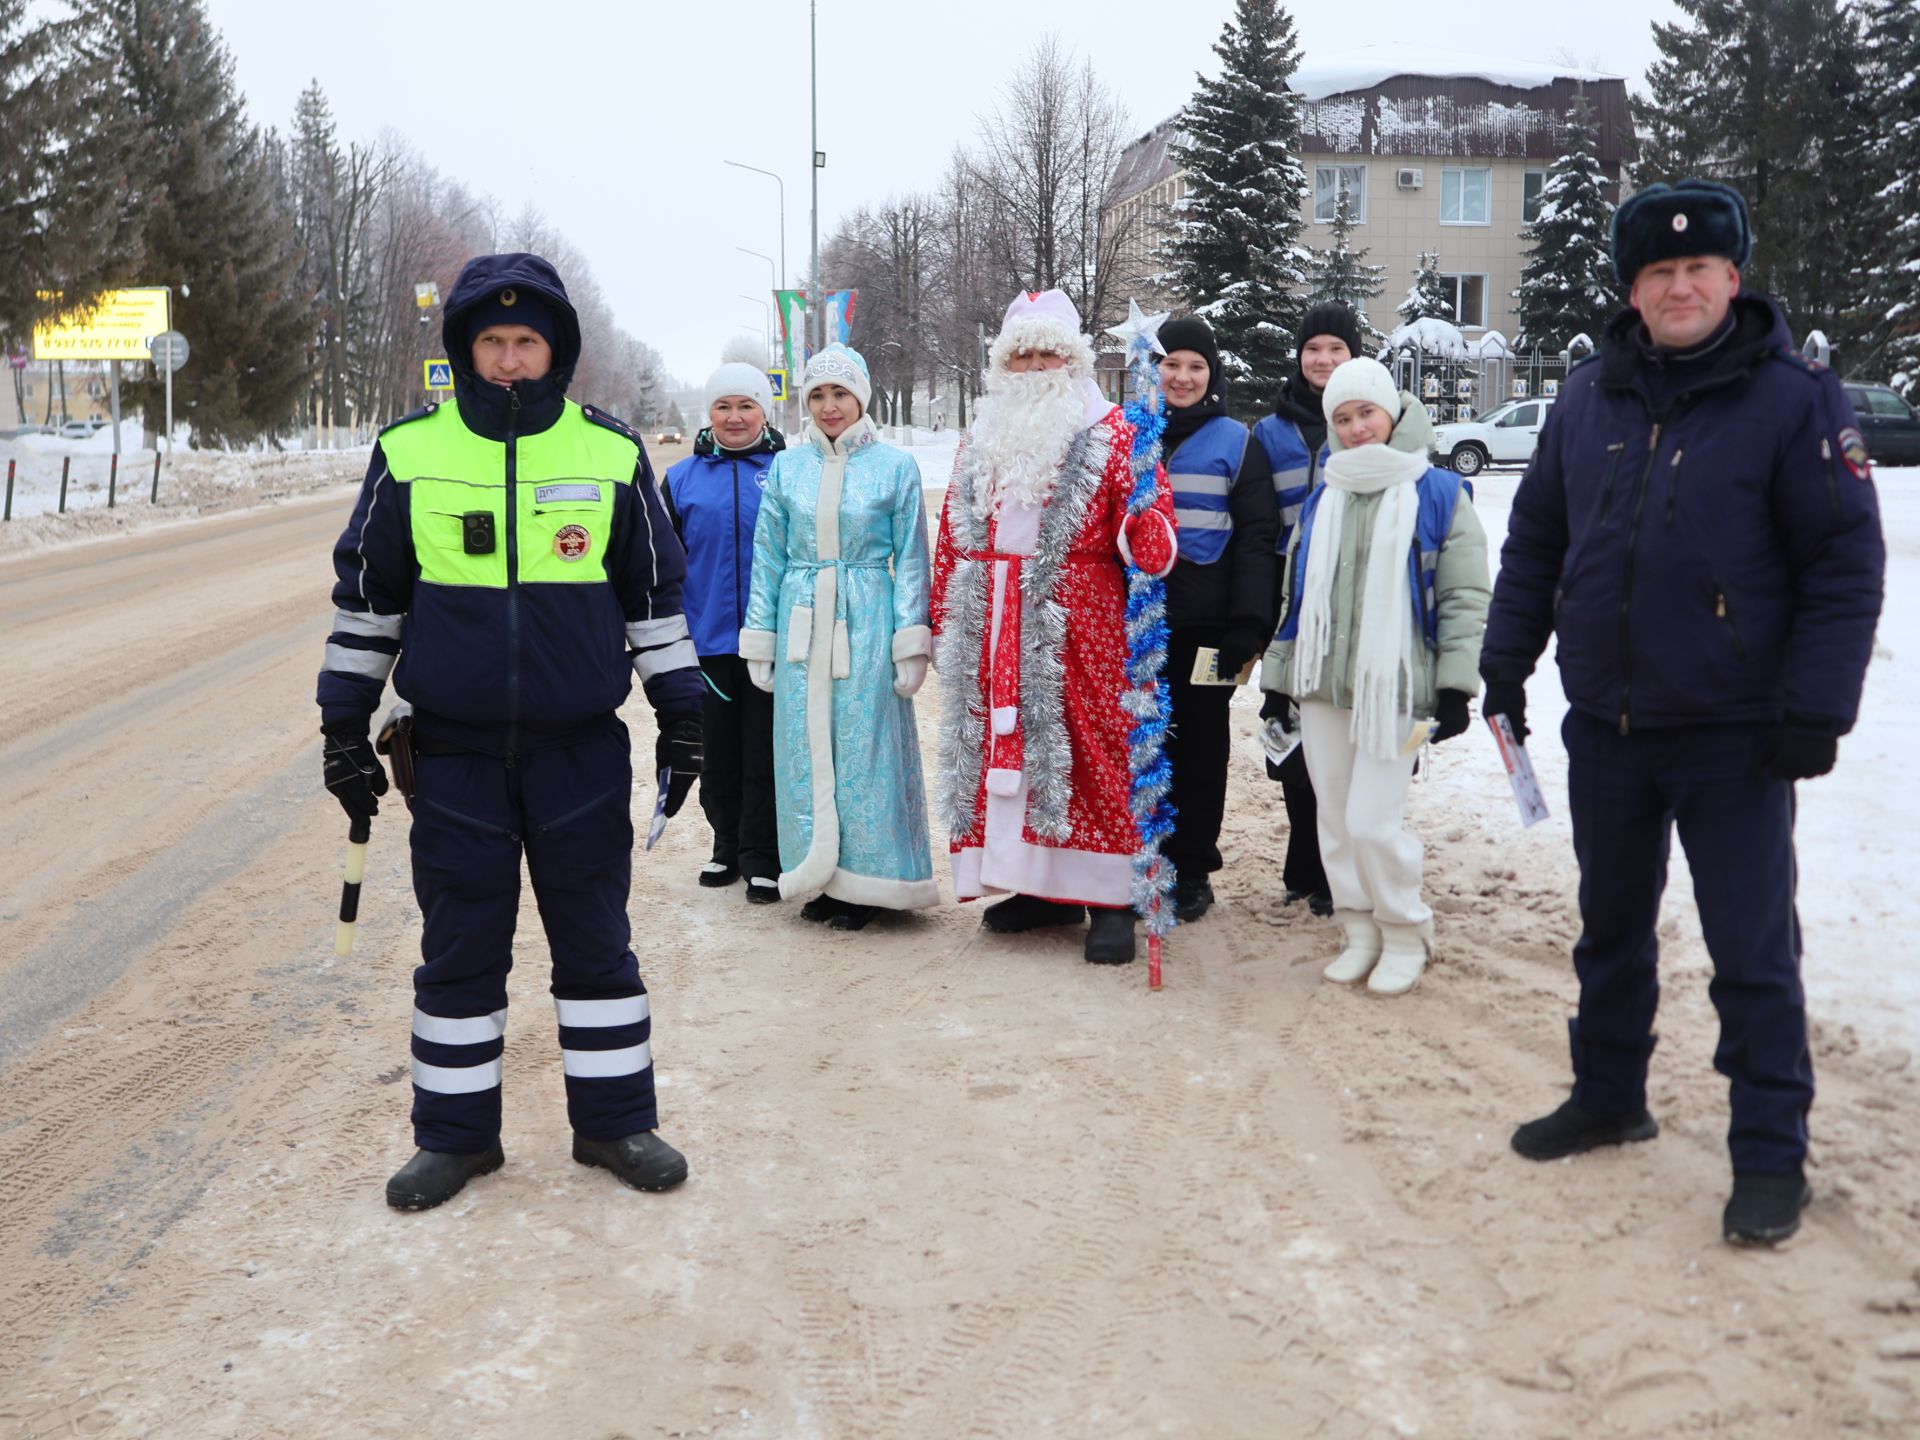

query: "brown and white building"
left=1105, top=46, right=1631, bottom=347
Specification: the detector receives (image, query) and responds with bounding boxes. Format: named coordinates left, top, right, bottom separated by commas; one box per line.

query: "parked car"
left=1428, top=396, right=1555, bottom=477
left=57, top=419, right=101, bottom=439
left=1841, top=383, right=1920, bottom=468
left=653, top=427, right=685, bottom=445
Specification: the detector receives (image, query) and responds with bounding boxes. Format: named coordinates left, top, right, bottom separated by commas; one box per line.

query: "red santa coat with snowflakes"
left=931, top=400, right=1175, bottom=908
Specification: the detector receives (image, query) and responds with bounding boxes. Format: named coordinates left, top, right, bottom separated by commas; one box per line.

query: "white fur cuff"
left=738, top=627, right=777, bottom=662
left=891, top=624, right=934, bottom=662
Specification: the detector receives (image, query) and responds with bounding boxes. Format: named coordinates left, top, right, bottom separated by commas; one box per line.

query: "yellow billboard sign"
left=31, top=289, right=172, bottom=362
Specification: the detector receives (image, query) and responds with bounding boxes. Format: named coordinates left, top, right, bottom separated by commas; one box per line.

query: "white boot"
left=1323, top=910, right=1382, bottom=984
left=1368, top=919, right=1435, bottom=996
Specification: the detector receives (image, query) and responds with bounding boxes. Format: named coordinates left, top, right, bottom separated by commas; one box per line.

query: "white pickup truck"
left=1429, top=396, right=1555, bottom=477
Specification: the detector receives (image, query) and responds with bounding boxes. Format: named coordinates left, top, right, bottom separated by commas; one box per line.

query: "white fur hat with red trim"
left=987, top=289, right=1097, bottom=379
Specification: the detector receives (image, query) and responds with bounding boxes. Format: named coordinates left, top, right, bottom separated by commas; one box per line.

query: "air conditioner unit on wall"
left=1396, top=168, right=1424, bottom=190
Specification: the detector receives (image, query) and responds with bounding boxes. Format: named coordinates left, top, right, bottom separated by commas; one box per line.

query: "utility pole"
left=810, top=0, right=822, bottom=356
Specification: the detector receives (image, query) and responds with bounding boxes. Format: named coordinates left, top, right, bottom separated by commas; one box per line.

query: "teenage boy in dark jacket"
left=1479, top=181, right=1885, bottom=1246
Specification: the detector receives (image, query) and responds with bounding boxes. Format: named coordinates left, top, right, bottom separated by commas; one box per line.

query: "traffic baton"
left=335, top=817, right=371, bottom=957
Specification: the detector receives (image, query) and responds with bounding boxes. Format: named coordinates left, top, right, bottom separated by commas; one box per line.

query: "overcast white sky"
left=203, top=0, right=1681, bottom=384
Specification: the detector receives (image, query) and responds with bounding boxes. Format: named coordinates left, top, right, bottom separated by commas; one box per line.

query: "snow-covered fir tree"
left=1513, top=99, right=1619, bottom=354
left=1396, top=252, right=1453, bottom=325
left=1636, top=0, right=1876, bottom=354
left=1858, top=0, right=1920, bottom=398
left=1306, top=187, right=1385, bottom=343
left=1167, top=0, right=1311, bottom=408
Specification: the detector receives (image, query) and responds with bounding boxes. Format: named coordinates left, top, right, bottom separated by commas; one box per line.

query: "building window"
left=1440, top=273, right=1489, bottom=328
left=1523, top=169, right=1547, bottom=224
left=1313, top=164, right=1368, bottom=223
left=1440, top=167, right=1492, bottom=225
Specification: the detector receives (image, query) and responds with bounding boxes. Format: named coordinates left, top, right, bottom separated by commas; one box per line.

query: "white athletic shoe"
left=1368, top=920, right=1435, bottom=996
left=1323, top=910, right=1382, bottom=984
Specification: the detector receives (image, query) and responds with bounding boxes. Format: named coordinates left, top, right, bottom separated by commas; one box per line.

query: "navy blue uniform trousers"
left=406, top=719, right=657, bottom=1153
left=1562, top=710, right=1811, bottom=1174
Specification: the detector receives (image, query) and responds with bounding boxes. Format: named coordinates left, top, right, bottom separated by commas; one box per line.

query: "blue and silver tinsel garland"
left=1119, top=334, right=1177, bottom=938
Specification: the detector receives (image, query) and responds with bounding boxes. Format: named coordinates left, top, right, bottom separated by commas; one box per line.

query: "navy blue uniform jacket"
left=1480, top=294, right=1884, bottom=736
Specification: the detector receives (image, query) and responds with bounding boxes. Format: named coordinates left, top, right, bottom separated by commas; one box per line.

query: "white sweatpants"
left=1297, top=700, right=1431, bottom=926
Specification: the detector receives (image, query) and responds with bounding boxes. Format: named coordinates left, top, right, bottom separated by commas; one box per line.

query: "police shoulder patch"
left=1837, top=426, right=1872, bottom=480
left=1771, top=347, right=1826, bottom=376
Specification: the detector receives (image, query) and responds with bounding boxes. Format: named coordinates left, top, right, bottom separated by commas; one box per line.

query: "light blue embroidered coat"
left=738, top=417, right=938, bottom=907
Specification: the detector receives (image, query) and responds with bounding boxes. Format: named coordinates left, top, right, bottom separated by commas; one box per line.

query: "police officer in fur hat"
left=318, top=253, right=704, bottom=1209
left=1480, top=181, right=1886, bottom=1245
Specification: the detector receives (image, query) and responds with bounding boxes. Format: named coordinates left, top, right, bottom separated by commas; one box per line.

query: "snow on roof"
left=1385, top=317, right=1471, bottom=358
left=1290, top=45, right=1619, bottom=103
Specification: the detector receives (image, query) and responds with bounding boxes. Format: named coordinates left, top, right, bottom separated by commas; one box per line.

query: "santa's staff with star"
left=929, top=290, right=1179, bottom=966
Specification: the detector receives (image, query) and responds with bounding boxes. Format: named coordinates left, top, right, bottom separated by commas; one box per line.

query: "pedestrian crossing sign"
left=424, top=359, right=453, bottom=391
left=767, top=369, right=787, bottom=402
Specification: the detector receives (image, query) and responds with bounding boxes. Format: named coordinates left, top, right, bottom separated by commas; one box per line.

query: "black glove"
left=1481, top=679, right=1529, bottom=746
left=1260, top=690, right=1292, bottom=722
left=1762, top=722, right=1838, bottom=781
left=655, top=715, right=703, bottom=818
left=1431, top=689, right=1472, bottom=743
left=1214, top=624, right=1267, bottom=678
left=322, top=721, right=388, bottom=824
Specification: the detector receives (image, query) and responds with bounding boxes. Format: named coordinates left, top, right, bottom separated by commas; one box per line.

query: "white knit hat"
left=705, top=361, right=772, bottom=414
left=1321, top=357, right=1403, bottom=425
left=799, top=343, right=871, bottom=412
left=987, top=289, right=1097, bottom=379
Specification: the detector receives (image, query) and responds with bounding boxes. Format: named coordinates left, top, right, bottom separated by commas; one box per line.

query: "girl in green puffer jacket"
left=1261, top=358, right=1491, bottom=997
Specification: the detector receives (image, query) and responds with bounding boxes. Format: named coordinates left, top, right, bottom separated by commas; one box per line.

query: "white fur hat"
left=987, top=289, right=1097, bottom=379
left=705, top=361, right=772, bottom=414
left=1321, top=357, right=1403, bottom=425
left=799, top=343, right=871, bottom=412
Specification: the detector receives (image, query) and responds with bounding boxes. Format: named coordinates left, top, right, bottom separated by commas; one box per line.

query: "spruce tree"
left=1857, top=0, right=1920, bottom=397
left=73, top=0, right=309, bottom=445
left=1396, top=252, right=1454, bottom=326
left=0, top=1, right=143, bottom=342
left=1167, top=0, right=1311, bottom=409
left=1513, top=100, right=1619, bottom=354
left=1306, top=188, right=1385, bottom=343
left=1636, top=0, right=1876, bottom=354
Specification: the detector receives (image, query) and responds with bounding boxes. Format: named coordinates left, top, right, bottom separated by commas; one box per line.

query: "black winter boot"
left=1511, top=1100, right=1659, bottom=1161
left=1173, top=877, right=1214, bottom=922
left=1723, top=1172, right=1811, bottom=1246
left=573, top=1131, right=689, bottom=1192
left=385, top=1143, right=505, bottom=1211
left=698, top=861, right=740, bottom=888
left=982, top=893, right=1087, bottom=933
left=1084, top=907, right=1137, bottom=964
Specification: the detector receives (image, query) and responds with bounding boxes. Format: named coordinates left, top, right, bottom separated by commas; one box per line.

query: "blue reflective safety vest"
left=1166, top=415, right=1250, bottom=567
left=1252, top=413, right=1330, bottom=553
left=1277, top=466, right=1466, bottom=650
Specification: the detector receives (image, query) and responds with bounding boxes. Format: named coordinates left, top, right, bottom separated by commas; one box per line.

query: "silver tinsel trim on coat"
left=933, top=422, right=1116, bottom=844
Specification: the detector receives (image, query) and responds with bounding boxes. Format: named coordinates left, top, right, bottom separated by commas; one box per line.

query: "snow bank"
left=1385, top=316, right=1472, bottom=359
left=1290, top=44, right=1619, bottom=102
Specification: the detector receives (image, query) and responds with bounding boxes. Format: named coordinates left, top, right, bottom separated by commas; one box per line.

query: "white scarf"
left=1292, top=442, right=1428, bottom=761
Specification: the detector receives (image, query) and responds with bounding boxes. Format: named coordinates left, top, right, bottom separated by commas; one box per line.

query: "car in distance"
left=1429, top=396, right=1555, bottom=477
left=653, top=427, right=685, bottom=445
left=57, top=418, right=102, bottom=439
left=1841, top=383, right=1920, bottom=468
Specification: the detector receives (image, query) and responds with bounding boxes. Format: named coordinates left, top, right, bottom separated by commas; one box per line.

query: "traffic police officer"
left=1480, top=182, right=1885, bottom=1244
left=318, top=252, right=705, bottom=1210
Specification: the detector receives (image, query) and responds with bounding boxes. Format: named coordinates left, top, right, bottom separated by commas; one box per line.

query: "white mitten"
left=748, top=658, right=775, bottom=692
left=892, top=655, right=929, bottom=698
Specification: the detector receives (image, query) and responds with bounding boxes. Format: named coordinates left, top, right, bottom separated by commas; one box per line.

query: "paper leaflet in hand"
left=1487, top=715, right=1550, bottom=827
left=1259, top=716, right=1301, bottom=769
left=645, top=766, right=671, bottom=850
left=1189, top=646, right=1256, bottom=687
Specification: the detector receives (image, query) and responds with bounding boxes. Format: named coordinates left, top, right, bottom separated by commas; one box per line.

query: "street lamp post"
left=724, top=161, right=786, bottom=292
left=810, top=0, right=822, bottom=355
left=739, top=295, right=773, bottom=368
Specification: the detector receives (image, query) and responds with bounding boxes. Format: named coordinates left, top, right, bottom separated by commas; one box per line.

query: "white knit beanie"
left=1321, top=357, right=1403, bottom=426
left=705, top=361, right=772, bottom=415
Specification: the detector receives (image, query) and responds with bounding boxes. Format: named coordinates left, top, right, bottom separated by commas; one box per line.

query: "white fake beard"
left=967, top=367, right=1088, bottom=519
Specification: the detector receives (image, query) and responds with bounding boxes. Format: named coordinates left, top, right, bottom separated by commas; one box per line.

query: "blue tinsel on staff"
left=1117, top=323, right=1177, bottom=949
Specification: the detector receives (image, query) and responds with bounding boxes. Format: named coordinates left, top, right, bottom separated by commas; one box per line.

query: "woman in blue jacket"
left=662, top=362, right=786, bottom=902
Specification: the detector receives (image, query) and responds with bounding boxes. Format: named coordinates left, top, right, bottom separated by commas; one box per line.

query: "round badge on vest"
left=554, top=523, right=591, bottom=561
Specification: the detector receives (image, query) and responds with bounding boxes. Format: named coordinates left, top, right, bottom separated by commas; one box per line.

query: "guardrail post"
left=59, top=457, right=70, bottom=514
left=151, top=452, right=162, bottom=504
left=108, top=453, right=118, bottom=508
left=4, top=459, right=13, bottom=521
